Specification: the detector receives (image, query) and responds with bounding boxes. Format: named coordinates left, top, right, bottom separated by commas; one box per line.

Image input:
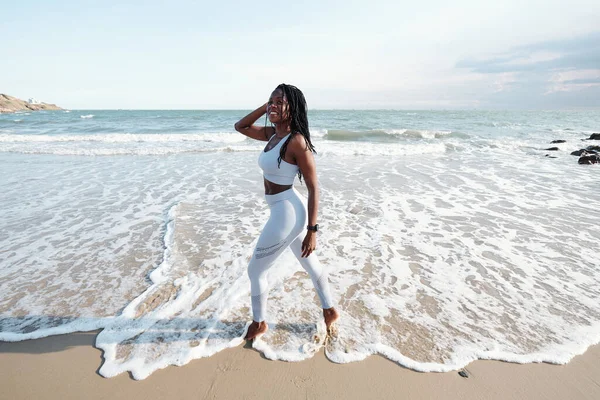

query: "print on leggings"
left=255, top=240, right=288, bottom=260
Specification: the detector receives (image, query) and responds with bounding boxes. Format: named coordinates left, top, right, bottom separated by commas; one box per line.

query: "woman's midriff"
left=263, top=178, right=292, bottom=195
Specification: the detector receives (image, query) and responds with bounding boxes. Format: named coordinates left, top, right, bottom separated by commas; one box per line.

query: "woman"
left=234, top=83, right=339, bottom=341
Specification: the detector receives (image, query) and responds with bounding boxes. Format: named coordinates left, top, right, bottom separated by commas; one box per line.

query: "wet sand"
left=1, top=331, right=599, bottom=400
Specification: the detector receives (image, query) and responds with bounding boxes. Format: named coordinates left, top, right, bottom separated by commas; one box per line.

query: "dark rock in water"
left=544, top=147, right=559, bottom=151
left=587, top=133, right=600, bottom=140
left=545, top=154, right=557, bottom=158
left=550, top=140, right=566, bottom=144
left=458, top=369, right=470, bottom=378
left=571, top=146, right=600, bottom=156
left=578, top=154, right=600, bottom=164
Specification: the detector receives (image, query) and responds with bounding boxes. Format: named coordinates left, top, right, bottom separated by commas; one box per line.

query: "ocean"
left=0, top=109, right=599, bottom=379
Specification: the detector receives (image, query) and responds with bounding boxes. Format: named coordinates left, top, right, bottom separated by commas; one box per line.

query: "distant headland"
left=0, top=94, right=63, bottom=113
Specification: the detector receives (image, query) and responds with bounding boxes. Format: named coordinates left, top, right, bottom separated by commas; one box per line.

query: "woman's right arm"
left=234, top=103, right=273, bottom=141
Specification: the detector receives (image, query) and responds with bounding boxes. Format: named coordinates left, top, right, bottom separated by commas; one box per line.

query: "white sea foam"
left=0, top=147, right=241, bottom=156
left=1, top=110, right=600, bottom=380
left=0, top=133, right=449, bottom=156
left=318, top=141, right=448, bottom=156
left=80, top=114, right=94, bottom=119
left=0, top=133, right=247, bottom=143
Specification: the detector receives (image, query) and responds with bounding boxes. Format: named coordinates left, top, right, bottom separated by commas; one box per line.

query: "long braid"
left=275, top=83, right=316, bottom=183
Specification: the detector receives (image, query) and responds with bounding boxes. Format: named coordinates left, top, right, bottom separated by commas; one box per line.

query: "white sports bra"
left=258, top=133, right=299, bottom=185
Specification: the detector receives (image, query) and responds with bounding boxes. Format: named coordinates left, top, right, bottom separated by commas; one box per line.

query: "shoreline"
left=1, top=332, right=599, bottom=400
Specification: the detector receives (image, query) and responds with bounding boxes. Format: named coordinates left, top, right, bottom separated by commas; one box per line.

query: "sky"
left=1, top=0, right=599, bottom=109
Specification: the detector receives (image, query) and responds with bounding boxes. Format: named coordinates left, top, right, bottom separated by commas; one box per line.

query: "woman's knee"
left=247, top=258, right=260, bottom=278
left=248, top=256, right=271, bottom=280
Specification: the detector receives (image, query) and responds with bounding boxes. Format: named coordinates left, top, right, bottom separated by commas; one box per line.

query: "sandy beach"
left=1, top=332, right=599, bottom=400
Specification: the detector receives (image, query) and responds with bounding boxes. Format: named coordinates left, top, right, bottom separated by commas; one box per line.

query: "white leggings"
left=248, top=187, right=334, bottom=322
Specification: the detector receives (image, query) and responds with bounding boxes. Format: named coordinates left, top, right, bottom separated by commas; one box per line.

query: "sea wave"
left=0, top=132, right=453, bottom=157
left=324, top=129, right=466, bottom=141
left=0, top=133, right=249, bottom=144
left=0, top=143, right=448, bottom=157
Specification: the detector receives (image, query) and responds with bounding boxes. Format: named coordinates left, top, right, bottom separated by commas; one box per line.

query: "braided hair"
left=264, top=83, right=316, bottom=183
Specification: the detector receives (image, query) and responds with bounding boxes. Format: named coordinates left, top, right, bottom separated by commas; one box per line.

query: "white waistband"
left=264, top=187, right=299, bottom=205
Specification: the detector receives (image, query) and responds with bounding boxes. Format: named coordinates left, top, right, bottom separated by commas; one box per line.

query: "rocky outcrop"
left=578, top=154, right=600, bottom=164
left=549, top=136, right=600, bottom=165
left=571, top=146, right=600, bottom=156
left=569, top=144, right=600, bottom=164
left=0, top=94, right=63, bottom=113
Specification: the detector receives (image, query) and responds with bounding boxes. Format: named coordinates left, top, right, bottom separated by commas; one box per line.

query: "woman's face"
left=267, top=89, right=290, bottom=124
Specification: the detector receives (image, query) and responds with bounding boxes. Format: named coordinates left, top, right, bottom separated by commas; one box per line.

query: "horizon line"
left=38, top=107, right=600, bottom=112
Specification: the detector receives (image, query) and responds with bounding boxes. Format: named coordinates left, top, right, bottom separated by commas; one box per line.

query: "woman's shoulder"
left=289, top=131, right=309, bottom=149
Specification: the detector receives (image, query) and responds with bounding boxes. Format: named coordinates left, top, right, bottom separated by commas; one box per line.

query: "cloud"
left=562, top=78, right=600, bottom=84
left=457, top=31, right=600, bottom=73
left=545, top=69, right=600, bottom=95
left=515, top=31, right=600, bottom=54
left=455, top=31, right=600, bottom=108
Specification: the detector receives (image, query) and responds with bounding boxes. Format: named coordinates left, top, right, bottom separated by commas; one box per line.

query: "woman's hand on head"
left=233, top=103, right=273, bottom=141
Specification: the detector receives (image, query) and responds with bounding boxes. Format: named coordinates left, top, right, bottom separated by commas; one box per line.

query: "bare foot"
left=323, top=307, right=339, bottom=334
left=244, top=320, right=268, bottom=340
